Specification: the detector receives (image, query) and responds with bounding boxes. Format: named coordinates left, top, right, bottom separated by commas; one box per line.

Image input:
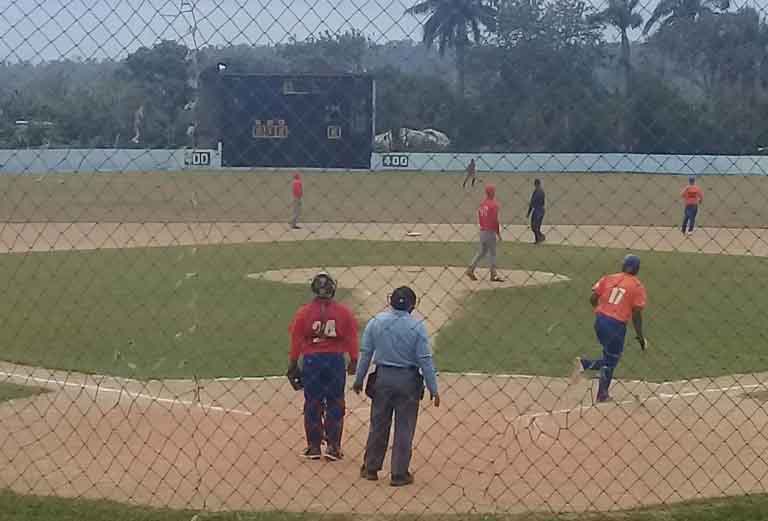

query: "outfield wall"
left=4, top=149, right=768, bottom=175
left=372, top=152, right=768, bottom=175
left=0, top=148, right=221, bottom=174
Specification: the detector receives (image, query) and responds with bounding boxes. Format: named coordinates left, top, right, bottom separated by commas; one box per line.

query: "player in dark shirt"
left=462, top=159, right=477, bottom=188
left=526, top=179, right=546, bottom=244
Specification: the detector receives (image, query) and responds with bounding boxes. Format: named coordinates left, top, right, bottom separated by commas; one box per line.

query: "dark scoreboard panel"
left=219, top=74, right=374, bottom=169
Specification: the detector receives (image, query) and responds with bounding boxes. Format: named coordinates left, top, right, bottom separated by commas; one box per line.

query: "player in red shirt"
left=571, top=255, right=647, bottom=403
left=290, top=172, right=303, bottom=229
left=681, top=176, right=703, bottom=236
left=287, top=272, right=359, bottom=460
left=466, top=184, right=504, bottom=282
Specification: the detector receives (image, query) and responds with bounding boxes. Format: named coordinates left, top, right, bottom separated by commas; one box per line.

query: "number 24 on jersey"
left=311, top=320, right=337, bottom=342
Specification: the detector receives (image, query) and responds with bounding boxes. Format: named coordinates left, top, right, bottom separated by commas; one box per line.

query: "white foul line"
left=518, top=383, right=767, bottom=422
left=2, top=369, right=764, bottom=423
left=0, top=370, right=254, bottom=417
left=657, top=383, right=765, bottom=399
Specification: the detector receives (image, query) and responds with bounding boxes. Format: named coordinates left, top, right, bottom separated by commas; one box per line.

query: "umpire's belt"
left=378, top=364, right=420, bottom=372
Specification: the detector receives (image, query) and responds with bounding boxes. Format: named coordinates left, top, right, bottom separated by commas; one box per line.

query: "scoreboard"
left=217, top=74, right=374, bottom=169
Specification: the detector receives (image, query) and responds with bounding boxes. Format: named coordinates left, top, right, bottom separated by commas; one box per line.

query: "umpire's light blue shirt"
left=354, top=308, right=438, bottom=396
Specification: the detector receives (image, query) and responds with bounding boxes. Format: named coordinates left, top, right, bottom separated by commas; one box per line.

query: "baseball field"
left=1, top=169, right=768, bottom=518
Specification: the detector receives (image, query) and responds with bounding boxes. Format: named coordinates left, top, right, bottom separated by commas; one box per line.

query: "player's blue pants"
left=302, top=353, right=346, bottom=450
left=682, top=205, right=698, bottom=233
left=581, top=314, right=627, bottom=400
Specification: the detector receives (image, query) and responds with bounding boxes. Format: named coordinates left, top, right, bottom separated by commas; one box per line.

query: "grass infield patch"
left=0, top=240, right=764, bottom=381
left=0, top=382, right=45, bottom=403
left=3, top=489, right=768, bottom=521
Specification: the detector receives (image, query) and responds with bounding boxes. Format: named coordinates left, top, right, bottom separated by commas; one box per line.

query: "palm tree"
left=590, top=0, right=643, bottom=98
left=643, top=0, right=729, bottom=35
left=590, top=0, right=643, bottom=151
left=406, top=0, right=497, bottom=100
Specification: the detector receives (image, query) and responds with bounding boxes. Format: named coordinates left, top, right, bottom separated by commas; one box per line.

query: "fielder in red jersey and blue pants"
left=288, top=272, right=359, bottom=461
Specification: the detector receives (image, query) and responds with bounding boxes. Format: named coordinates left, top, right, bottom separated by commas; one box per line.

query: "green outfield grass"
left=4, top=488, right=768, bottom=521
left=0, top=382, right=45, bottom=403
left=0, top=240, right=765, bottom=381
left=1, top=170, right=768, bottom=228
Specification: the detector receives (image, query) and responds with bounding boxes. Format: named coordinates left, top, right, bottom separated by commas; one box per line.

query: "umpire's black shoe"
left=390, top=472, right=414, bottom=487
left=360, top=465, right=378, bottom=481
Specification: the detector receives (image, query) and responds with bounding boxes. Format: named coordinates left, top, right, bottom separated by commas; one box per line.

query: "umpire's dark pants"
left=363, top=365, right=423, bottom=478
left=531, top=209, right=545, bottom=243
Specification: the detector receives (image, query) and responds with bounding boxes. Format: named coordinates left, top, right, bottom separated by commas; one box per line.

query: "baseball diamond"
left=8, top=0, right=768, bottom=516
left=0, top=169, right=766, bottom=516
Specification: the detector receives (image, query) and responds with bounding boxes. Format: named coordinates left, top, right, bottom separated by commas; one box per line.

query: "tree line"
left=2, top=0, right=768, bottom=154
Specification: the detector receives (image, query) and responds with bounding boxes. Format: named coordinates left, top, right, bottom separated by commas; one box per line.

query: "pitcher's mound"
left=248, top=266, right=569, bottom=332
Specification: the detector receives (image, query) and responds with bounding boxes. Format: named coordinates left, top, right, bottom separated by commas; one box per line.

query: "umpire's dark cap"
left=390, top=286, right=417, bottom=312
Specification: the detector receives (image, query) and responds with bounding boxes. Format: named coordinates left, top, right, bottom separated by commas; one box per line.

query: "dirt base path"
left=0, top=221, right=767, bottom=256
left=1, top=360, right=767, bottom=514
left=0, top=221, right=767, bottom=514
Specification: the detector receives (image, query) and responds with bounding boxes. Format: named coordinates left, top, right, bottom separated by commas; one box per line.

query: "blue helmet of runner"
left=622, top=254, right=641, bottom=275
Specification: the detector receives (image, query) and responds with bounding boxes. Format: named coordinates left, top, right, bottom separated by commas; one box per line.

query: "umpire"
left=353, top=286, right=439, bottom=487
left=526, top=178, right=546, bottom=244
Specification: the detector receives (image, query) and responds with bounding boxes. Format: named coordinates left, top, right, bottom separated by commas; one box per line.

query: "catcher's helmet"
left=622, top=254, right=641, bottom=275
left=311, top=271, right=337, bottom=299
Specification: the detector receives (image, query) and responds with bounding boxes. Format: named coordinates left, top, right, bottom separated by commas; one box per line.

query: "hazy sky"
left=1, top=0, right=759, bottom=63
left=0, top=0, right=426, bottom=62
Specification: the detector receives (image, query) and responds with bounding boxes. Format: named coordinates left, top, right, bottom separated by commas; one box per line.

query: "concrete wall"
left=4, top=149, right=768, bottom=176
left=372, top=152, right=768, bottom=175
left=0, top=148, right=221, bottom=174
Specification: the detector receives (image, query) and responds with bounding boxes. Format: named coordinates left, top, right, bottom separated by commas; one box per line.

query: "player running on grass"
left=571, top=254, right=647, bottom=403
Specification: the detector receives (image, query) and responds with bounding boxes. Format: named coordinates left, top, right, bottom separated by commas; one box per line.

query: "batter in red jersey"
left=287, top=272, right=359, bottom=460
left=571, top=255, right=648, bottom=403
left=466, top=184, right=504, bottom=282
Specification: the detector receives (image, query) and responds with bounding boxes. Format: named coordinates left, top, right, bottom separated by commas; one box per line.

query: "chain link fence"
left=2, top=0, right=768, bottom=519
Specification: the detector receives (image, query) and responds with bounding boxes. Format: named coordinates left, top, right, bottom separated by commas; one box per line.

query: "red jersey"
left=289, top=299, right=358, bottom=361
left=681, top=185, right=702, bottom=206
left=592, top=273, right=647, bottom=323
left=292, top=177, right=303, bottom=199
left=478, top=199, right=500, bottom=233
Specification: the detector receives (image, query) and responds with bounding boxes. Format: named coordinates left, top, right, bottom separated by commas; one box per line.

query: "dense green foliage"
left=2, top=1, right=766, bottom=153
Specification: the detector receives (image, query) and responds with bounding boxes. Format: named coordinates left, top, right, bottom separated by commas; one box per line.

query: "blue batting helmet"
left=622, top=254, right=641, bottom=275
